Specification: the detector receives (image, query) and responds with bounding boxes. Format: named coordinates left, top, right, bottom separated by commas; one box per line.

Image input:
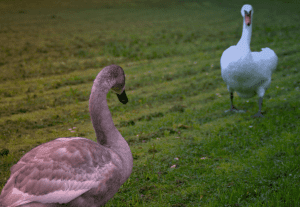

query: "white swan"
left=0, top=65, right=133, bottom=207
left=220, top=4, right=278, bottom=117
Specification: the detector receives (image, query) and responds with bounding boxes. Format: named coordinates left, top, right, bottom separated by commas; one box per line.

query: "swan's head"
left=241, top=4, right=253, bottom=26
left=97, top=65, right=128, bottom=104
left=108, top=65, right=128, bottom=104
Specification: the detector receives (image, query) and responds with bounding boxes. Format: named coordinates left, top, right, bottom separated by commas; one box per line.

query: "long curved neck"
left=89, top=74, right=118, bottom=146
left=89, top=73, right=133, bottom=182
left=237, top=18, right=252, bottom=53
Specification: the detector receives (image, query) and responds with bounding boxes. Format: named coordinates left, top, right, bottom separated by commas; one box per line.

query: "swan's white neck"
left=237, top=17, right=252, bottom=52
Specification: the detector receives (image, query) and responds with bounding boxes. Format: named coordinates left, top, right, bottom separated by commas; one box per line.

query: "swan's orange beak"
left=245, top=13, right=251, bottom=26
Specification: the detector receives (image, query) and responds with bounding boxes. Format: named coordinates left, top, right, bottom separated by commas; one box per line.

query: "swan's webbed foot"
left=252, top=111, right=264, bottom=118
left=225, top=106, right=245, bottom=113
left=225, top=92, right=246, bottom=113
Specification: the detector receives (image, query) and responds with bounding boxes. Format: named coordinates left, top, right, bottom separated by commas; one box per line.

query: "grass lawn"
left=0, top=0, right=299, bottom=206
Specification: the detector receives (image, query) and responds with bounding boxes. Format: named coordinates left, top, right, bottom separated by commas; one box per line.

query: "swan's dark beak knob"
left=117, top=90, right=128, bottom=104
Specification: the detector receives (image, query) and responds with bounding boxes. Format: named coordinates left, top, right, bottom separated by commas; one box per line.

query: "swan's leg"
left=230, top=92, right=236, bottom=110
left=258, top=97, right=263, bottom=113
left=253, top=87, right=266, bottom=117
left=225, top=92, right=244, bottom=113
left=252, top=97, right=264, bottom=118
left=225, top=92, right=236, bottom=112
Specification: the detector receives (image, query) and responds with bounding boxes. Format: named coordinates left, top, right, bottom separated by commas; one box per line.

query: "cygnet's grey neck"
left=89, top=72, right=118, bottom=147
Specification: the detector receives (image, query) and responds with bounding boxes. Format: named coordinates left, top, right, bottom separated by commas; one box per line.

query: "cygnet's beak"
left=117, top=90, right=128, bottom=104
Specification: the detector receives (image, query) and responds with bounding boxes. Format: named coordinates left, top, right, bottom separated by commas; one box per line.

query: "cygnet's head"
left=94, top=64, right=128, bottom=104
left=107, top=65, right=128, bottom=104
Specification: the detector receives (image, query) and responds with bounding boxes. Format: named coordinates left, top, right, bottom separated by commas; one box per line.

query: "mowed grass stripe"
left=0, top=55, right=221, bottom=117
